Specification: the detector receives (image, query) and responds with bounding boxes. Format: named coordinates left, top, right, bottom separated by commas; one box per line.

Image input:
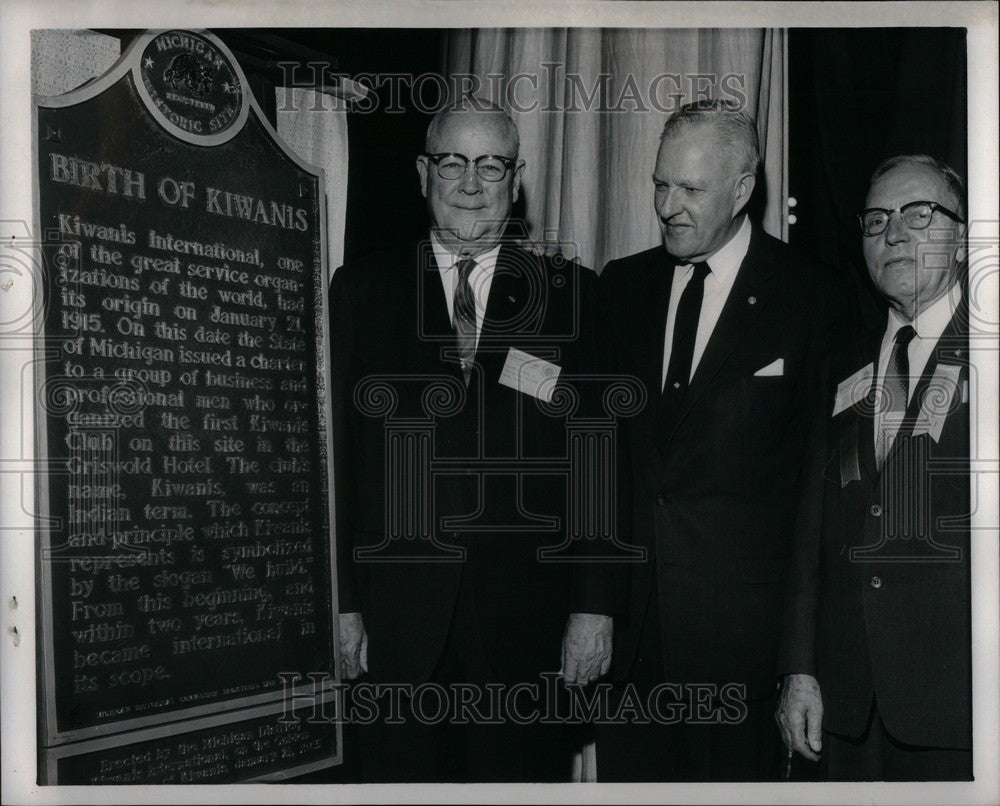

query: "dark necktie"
left=663, top=261, right=711, bottom=396
left=454, top=257, right=477, bottom=385
left=876, top=323, right=916, bottom=469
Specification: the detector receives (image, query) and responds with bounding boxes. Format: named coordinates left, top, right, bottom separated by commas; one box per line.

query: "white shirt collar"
left=429, top=232, right=502, bottom=329
left=429, top=231, right=504, bottom=276
left=886, top=280, right=962, bottom=343
left=698, top=214, right=752, bottom=280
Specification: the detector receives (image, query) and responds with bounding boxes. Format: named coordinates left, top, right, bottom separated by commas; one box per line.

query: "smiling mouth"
left=884, top=256, right=915, bottom=268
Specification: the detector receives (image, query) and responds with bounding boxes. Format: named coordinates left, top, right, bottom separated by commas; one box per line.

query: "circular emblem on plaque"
left=136, top=30, right=245, bottom=144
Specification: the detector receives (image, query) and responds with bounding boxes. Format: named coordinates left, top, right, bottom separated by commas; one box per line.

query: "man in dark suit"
left=331, top=97, right=622, bottom=782
left=776, top=155, right=971, bottom=780
left=596, top=99, right=849, bottom=781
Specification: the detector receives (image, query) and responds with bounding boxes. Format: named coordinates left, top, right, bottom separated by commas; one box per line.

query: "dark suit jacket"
left=599, top=225, right=850, bottom=700
left=779, top=293, right=971, bottom=749
left=331, top=239, right=625, bottom=684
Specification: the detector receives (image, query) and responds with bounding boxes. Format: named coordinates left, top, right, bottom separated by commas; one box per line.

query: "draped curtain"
left=444, top=28, right=787, bottom=272
left=276, top=87, right=350, bottom=283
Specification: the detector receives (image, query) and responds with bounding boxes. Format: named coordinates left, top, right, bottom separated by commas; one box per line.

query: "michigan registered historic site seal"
left=135, top=30, right=245, bottom=144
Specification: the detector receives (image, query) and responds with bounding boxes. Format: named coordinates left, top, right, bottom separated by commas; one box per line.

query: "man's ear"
left=954, top=221, right=968, bottom=264
left=416, top=155, right=429, bottom=198
left=511, top=159, right=526, bottom=203
left=732, top=172, right=756, bottom=218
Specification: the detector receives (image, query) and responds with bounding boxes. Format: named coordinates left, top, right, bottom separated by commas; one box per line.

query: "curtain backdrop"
left=276, top=87, right=350, bottom=284
left=444, top=28, right=787, bottom=272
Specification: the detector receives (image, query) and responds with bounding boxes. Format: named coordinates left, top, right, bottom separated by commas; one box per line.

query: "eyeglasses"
left=857, top=200, right=964, bottom=237
left=424, top=153, right=517, bottom=182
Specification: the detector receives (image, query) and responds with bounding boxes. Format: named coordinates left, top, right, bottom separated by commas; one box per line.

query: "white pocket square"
left=754, top=358, right=784, bottom=377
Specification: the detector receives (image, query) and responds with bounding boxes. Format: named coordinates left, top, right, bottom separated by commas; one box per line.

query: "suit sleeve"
left=777, top=260, right=857, bottom=677
left=566, top=259, right=630, bottom=616
left=777, top=351, right=830, bottom=677
left=330, top=265, right=360, bottom=614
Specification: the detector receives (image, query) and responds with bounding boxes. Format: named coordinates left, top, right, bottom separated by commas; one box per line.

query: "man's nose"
left=459, top=164, right=484, bottom=193
left=884, top=211, right=911, bottom=244
left=656, top=187, right=681, bottom=220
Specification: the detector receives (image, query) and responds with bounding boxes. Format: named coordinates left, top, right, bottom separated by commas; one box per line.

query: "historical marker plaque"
left=33, top=30, right=339, bottom=780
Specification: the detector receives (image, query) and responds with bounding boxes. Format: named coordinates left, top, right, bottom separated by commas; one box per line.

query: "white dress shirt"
left=661, top=215, right=752, bottom=390
left=874, top=280, right=962, bottom=452
left=430, top=232, right=500, bottom=350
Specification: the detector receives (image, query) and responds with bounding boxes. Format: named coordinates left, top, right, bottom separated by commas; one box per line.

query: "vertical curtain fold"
left=445, top=28, right=787, bottom=271
left=276, top=88, right=350, bottom=284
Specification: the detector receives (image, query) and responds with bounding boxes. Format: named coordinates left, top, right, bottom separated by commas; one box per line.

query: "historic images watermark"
left=274, top=65, right=750, bottom=115
left=278, top=672, right=750, bottom=728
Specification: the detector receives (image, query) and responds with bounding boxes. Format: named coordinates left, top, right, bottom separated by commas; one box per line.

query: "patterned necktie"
left=663, top=261, right=711, bottom=396
left=876, top=323, right=916, bottom=469
left=454, top=257, right=477, bottom=385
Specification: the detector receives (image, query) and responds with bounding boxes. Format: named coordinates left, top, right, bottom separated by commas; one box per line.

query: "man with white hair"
left=597, top=99, right=851, bottom=780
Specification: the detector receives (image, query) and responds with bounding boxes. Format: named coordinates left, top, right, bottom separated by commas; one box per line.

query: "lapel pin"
left=748, top=296, right=757, bottom=305
left=954, top=349, right=962, bottom=358
left=508, top=295, right=516, bottom=303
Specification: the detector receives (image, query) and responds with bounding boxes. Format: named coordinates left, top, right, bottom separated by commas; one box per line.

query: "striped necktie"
left=454, top=257, right=477, bottom=385
left=876, top=323, right=916, bottom=469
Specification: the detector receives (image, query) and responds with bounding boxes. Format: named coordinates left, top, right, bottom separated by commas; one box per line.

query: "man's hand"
left=339, top=612, right=368, bottom=680
left=561, top=613, right=613, bottom=685
left=776, top=673, right=824, bottom=761
left=515, top=237, right=579, bottom=262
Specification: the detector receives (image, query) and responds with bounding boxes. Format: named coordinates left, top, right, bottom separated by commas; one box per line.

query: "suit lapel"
left=658, top=226, right=779, bottom=451
left=857, top=326, right=883, bottom=483
left=887, top=296, right=969, bottom=457
left=643, top=249, right=677, bottom=397
left=637, top=250, right=675, bottom=466
left=862, top=292, right=968, bottom=476
left=475, top=245, right=540, bottom=389
left=482, top=245, right=538, bottom=342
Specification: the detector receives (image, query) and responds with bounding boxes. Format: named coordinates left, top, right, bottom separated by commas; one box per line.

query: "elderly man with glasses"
left=777, top=154, right=972, bottom=780
left=330, top=96, right=623, bottom=782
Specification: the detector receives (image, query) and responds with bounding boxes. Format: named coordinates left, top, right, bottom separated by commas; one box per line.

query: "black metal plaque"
left=33, top=29, right=338, bottom=759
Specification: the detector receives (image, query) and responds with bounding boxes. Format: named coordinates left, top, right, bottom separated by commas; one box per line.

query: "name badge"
left=833, top=363, right=873, bottom=416
left=913, top=363, right=962, bottom=443
left=499, top=348, right=561, bottom=403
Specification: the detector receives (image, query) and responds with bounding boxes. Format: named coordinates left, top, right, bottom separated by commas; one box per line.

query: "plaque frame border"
left=40, top=690, right=341, bottom=784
